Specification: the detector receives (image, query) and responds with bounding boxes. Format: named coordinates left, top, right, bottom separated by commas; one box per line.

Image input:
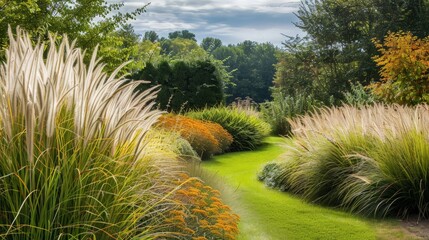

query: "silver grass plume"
left=0, top=26, right=162, bottom=163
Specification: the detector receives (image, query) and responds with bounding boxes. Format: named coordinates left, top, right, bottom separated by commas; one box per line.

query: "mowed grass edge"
left=202, top=137, right=416, bottom=240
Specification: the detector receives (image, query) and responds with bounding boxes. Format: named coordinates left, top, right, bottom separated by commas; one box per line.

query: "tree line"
left=1, top=2, right=278, bottom=111
left=4, top=0, right=428, bottom=110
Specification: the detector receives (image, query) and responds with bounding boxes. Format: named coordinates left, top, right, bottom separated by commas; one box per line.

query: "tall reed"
left=0, top=27, right=181, bottom=239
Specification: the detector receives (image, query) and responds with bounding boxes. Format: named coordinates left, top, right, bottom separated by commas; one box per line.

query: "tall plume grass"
left=0, top=27, right=181, bottom=239
left=261, top=104, right=429, bottom=219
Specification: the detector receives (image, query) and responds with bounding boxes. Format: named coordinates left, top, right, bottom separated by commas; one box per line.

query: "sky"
left=115, top=0, right=304, bottom=46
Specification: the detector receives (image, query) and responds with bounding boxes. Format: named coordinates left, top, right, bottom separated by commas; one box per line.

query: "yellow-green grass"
left=202, top=137, right=415, bottom=240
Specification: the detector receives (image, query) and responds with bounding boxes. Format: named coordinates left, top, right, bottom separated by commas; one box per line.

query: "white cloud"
left=131, top=19, right=199, bottom=31
left=120, top=0, right=300, bottom=13
left=203, top=24, right=300, bottom=45
left=109, top=0, right=303, bottom=45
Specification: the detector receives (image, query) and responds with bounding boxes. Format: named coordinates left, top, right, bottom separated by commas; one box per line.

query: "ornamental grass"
left=260, top=104, right=429, bottom=219
left=0, top=27, right=186, bottom=239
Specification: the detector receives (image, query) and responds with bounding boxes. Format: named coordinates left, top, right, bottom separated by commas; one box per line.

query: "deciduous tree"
left=370, top=32, right=429, bottom=104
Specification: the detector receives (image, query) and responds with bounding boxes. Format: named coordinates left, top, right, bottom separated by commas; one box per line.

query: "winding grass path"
left=202, top=137, right=414, bottom=240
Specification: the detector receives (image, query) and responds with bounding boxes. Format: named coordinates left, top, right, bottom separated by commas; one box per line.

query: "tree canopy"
left=0, top=0, right=147, bottom=73
left=168, top=30, right=196, bottom=41
left=212, top=41, right=278, bottom=103
left=274, top=0, right=429, bottom=104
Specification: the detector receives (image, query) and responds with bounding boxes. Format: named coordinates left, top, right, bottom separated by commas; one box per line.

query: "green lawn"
left=202, top=136, right=414, bottom=240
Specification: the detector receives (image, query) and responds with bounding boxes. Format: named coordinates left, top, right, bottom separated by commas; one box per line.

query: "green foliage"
left=260, top=91, right=322, bottom=136
left=137, top=40, right=163, bottom=63
left=370, top=32, right=429, bottom=105
left=132, top=59, right=225, bottom=112
left=98, top=24, right=143, bottom=74
left=188, top=107, right=271, bottom=151
left=274, top=0, right=429, bottom=105
left=275, top=35, right=360, bottom=104
left=343, top=82, right=377, bottom=106
left=260, top=104, right=429, bottom=219
left=161, top=38, right=200, bottom=56
left=0, top=28, right=182, bottom=239
left=168, top=30, right=197, bottom=41
left=201, top=37, right=222, bottom=53
left=0, top=1, right=147, bottom=73
left=212, top=41, right=278, bottom=103
left=258, top=162, right=286, bottom=190
left=143, top=30, right=159, bottom=42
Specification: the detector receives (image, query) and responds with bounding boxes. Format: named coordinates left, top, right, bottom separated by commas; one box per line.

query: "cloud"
left=111, top=0, right=304, bottom=45
left=123, top=0, right=301, bottom=12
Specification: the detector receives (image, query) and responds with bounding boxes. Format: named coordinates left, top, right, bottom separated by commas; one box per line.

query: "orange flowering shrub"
left=370, top=32, right=429, bottom=104
left=203, top=121, right=233, bottom=152
left=165, top=174, right=240, bottom=240
left=157, top=115, right=232, bottom=159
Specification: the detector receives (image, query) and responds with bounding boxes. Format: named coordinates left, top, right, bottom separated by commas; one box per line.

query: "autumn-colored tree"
left=370, top=32, right=429, bottom=104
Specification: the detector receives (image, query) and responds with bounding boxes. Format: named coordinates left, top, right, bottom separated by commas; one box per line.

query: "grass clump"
left=260, top=91, right=321, bottom=136
left=188, top=107, right=270, bottom=151
left=157, top=114, right=233, bottom=159
left=260, top=104, right=429, bottom=219
left=0, top=27, right=228, bottom=239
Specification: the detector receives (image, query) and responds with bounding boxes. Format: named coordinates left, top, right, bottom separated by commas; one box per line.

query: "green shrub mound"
left=188, top=107, right=270, bottom=151
left=0, top=27, right=186, bottom=239
left=260, top=104, right=429, bottom=219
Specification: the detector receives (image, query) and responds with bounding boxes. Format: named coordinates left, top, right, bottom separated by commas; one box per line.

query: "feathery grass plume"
left=0, top=26, right=182, bottom=239
left=188, top=107, right=270, bottom=151
left=260, top=104, right=429, bottom=219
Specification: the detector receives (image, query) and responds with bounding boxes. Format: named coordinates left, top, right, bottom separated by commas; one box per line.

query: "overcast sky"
left=115, top=0, right=304, bottom=46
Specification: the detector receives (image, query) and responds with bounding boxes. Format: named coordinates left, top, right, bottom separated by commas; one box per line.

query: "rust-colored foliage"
left=203, top=121, right=233, bottom=153
left=370, top=32, right=429, bottom=105
left=165, top=174, right=240, bottom=240
left=157, top=115, right=232, bottom=159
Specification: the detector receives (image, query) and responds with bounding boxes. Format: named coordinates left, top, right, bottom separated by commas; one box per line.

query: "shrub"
left=0, top=27, right=185, bottom=239
left=260, top=91, right=321, bottom=136
left=188, top=107, right=271, bottom=151
left=370, top=32, right=429, bottom=105
left=260, top=104, right=429, bottom=219
left=343, top=82, right=377, bottom=107
left=165, top=173, right=240, bottom=240
left=157, top=114, right=232, bottom=159
left=258, top=162, right=287, bottom=191
left=204, top=121, right=234, bottom=153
